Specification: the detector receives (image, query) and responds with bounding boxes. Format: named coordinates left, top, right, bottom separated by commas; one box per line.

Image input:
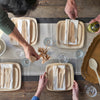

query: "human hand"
left=89, top=14, right=100, bottom=33
left=37, top=72, right=48, bottom=92
left=72, top=80, right=79, bottom=100
left=65, top=0, right=78, bottom=19
left=23, top=44, right=40, bottom=61
left=35, top=73, right=48, bottom=98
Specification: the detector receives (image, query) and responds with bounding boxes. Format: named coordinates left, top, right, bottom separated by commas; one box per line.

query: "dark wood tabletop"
left=2, top=0, right=100, bottom=100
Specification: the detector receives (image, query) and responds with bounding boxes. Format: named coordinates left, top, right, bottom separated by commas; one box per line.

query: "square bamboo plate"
left=0, top=63, right=21, bottom=91
left=46, top=63, right=74, bottom=91
left=81, top=34, right=100, bottom=84
left=11, top=17, right=38, bottom=45
left=56, top=20, right=85, bottom=49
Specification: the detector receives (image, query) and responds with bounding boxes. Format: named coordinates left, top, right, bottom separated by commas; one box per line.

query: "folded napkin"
left=0, top=64, right=13, bottom=89
left=53, top=65, right=65, bottom=90
left=64, top=19, right=79, bottom=45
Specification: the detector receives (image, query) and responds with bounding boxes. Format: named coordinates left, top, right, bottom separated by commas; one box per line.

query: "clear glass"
left=44, top=37, right=54, bottom=47
left=21, top=58, right=30, bottom=67
left=76, top=50, right=84, bottom=58
left=84, top=84, right=97, bottom=97
left=57, top=54, right=69, bottom=63
left=14, top=48, right=25, bottom=59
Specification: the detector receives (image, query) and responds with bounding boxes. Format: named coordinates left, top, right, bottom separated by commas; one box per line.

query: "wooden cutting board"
left=81, top=34, right=100, bottom=84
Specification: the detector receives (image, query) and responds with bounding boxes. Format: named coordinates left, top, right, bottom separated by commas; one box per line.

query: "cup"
left=21, top=58, right=30, bottom=67
left=76, top=50, right=84, bottom=58
left=84, top=84, right=97, bottom=97
left=44, top=37, right=54, bottom=47
left=58, top=54, right=69, bottom=63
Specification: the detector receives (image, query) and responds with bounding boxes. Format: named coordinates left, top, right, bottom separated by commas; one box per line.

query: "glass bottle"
left=88, top=21, right=99, bottom=33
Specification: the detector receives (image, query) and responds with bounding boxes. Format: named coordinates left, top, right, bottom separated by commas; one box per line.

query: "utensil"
left=89, top=58, right=100, bottom=85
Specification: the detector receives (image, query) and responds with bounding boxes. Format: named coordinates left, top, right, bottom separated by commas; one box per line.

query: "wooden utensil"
left=89, top=58, right=100, bottom=85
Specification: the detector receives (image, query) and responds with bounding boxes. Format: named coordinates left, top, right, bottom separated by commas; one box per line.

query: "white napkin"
left=0, top=64, right=13, bottom=89
left=64, top=19, right=78, bottom=45
left=64, top=19, right=70, bottom=44
left=26, top=19, right=30, bottom=44
left=53, top=65, right=66, bottom=90
left=69, top=20, right=78, bottom=45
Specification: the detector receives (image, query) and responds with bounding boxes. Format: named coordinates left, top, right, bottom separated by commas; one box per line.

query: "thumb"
left=89, top=19, right=96, bottom=24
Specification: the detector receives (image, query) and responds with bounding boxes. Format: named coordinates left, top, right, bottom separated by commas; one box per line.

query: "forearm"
left=9, top=26, right=29, bottom=48
left=34, top=90, right=42, bottom=98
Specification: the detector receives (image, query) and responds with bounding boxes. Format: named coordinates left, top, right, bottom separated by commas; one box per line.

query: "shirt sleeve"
left=31, top=96, right=40, bottom=100
left=0, top=7, right=15, bottom=35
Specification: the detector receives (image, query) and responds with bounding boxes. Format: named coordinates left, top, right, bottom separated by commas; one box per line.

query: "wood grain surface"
left=8, top=0, right=100, bottom=18
left=0, top=81, right=99, bottom=100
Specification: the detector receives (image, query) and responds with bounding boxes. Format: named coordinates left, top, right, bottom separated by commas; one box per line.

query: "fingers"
left=96, top=29, right=100, bottom=34
left=89, top=19, right=96, bottom=24
left=32, top=50, right=40, bottom=60
left=41, top=72, right=47, bottom=79
left=68, top=12, right=76, bottom=20
left=74, top=9, right=78, bottom=18
left=73, top=80, right=78, bottom=89
left=44, top=79, right=48, bottom=86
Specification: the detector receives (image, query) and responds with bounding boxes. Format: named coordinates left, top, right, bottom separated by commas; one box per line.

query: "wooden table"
left=1, top=0, right=100, bottom=100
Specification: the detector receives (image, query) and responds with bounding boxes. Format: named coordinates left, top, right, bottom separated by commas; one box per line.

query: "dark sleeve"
left=31, top=96, right=40, bottom=100
left=0, top=7, right=15, bottom=35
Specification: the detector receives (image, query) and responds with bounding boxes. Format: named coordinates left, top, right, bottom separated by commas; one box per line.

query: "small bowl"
left=0, top=39, right=6, bottom=56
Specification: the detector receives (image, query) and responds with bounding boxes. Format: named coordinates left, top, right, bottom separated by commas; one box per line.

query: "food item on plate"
left=38, top=48, right=50, bottom=64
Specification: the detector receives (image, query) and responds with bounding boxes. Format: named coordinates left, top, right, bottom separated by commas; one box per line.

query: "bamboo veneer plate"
left=56, top=21, right=85, bottom=49
left=46, top=63, right=74, bottom=91
left=81, top=35, right=100, bottom=84
left=0, top=63, right=21, bottom=91
left=11, top=17, right=38, bottom=45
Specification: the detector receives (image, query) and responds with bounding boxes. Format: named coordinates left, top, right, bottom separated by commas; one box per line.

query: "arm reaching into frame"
left=65, top=0, right=78, bottom=19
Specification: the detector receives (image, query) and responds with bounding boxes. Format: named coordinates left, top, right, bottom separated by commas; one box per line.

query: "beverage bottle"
left=88, top=21, right=99, bottom=33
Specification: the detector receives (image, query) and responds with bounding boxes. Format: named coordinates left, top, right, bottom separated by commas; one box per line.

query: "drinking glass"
left=44, top=37, right=54, bottom=47
left=57, top=54, right=69, bottom=63
left=84, top=84, right=97, bottom=97
left=76, top=50, right=84, bottom=58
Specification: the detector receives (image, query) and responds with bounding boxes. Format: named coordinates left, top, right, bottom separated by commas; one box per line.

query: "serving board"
left=81, top=35, right=100, bottom=84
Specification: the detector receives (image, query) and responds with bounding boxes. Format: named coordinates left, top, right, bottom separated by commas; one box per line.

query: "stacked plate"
left=46, top=63, right=74, bottom=91
left=0, top=63, right=21, bottom=91
left=11, top=17, right=38, bottom=45
left=56, top=19, right=85, bottom=49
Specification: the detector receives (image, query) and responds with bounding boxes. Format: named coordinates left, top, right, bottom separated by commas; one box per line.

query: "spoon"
left=89, top=58, right=100, bottom=85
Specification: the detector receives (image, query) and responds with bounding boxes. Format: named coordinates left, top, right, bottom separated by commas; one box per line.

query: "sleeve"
left=31, top=96, right=40, bottom=100
left=0, top=7, right=15, bottom=35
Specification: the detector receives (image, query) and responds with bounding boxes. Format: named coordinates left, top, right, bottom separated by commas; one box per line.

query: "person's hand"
left=23, top=44, right=40, bottom=61
left=37, top=72, right=48, bottom=92
left=72, top=80, right=79, bottom=100
left=89, top=14, right=100, bottom=33
left=35, top=73, right=48, bottom=98
left=65, top=0, right=78, bottom=19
